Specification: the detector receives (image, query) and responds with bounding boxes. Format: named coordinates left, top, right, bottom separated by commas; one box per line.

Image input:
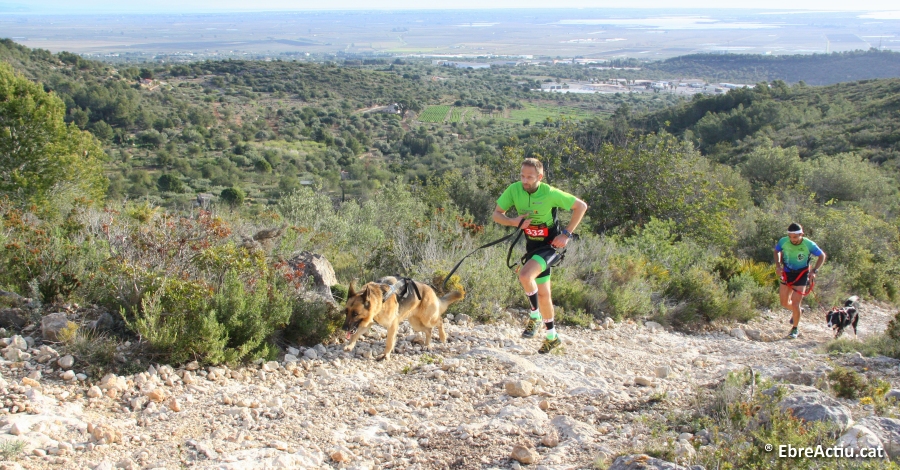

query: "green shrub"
left=220, top=187, right=246, bottom=207
left=210, top=269, right=292, bottom=362
left=156, top=174, right=184, bottom=193
left=596, top=254, right=654, bottom=320
left=815, top=205, right=900, bottom=302
left=726, top=272, right=778, bottom=310
left=0, top=439, right=25, bottom=461
left=555, top=306, right=593, bottom=328
left=452, top=247, right=520, bottom=323
left=883, top=313, right=900, bottom=357
left=665, top=267, right=755, bottom=328
left=126, top=269, right=291, bottom=365
left=604, top=278, right=653, bottom=321
left=827, top=365, right=870, bottom=400
left=803, top=152, right=895, bottom=205
left=553, top=278, right=605, bottom=317
left=0, top=203, right=107, bottom=303
left=825, top=335, right=900, bottom=359
left=58, top=324, right=120, bottom=378
left=283, top=297, right=344, bottom=346
left=124, top=278, right=226, bottom=364
left=330, top=284, right=349, bottom=303
left=616, top=370, right=899, bottom=470
left=623, top=218, right=705, bottom=275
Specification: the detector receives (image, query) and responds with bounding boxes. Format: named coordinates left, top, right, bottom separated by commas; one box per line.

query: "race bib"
left=524, top=225, right=549, bottom=239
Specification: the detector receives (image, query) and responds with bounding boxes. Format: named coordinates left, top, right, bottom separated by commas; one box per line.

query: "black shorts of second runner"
left=527, top=244, right=564, bottom=285
left=781, top=269, right=809, bottom=287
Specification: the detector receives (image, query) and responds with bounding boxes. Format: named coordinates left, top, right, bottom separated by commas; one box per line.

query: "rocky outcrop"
left=41, top=313, right=74, bottom=342
left=0, top=308, right=28, bottom=329
left=768, top=384, right=854, bottom=430
left=608, top=454, right=706, bottom=469
left=286, top=251, right=338, bottom=302
left=838, top=424, right=884, bottom=455
left=858, top=417, right=900, bottom=458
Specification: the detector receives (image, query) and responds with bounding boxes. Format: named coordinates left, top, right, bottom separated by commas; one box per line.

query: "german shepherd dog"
left=826, top=295, right=860, bottom=339
left=342, top=276, right=465, bottom=361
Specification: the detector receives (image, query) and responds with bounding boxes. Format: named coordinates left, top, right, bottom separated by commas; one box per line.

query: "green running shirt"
left=497, top=182, right=577, bottom=238
left=775, top=237, right=824, bottom=272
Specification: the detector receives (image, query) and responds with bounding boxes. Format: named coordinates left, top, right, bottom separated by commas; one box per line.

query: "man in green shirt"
left=774, top=222, right=826, bottom=339
left=493, top=158, right=588, bottom=354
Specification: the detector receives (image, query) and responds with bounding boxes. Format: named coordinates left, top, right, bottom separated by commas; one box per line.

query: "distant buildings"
left=432, top=60, right=492, bottom=69
left=372, top=103, right=402, bottom=114
left=720, top=83, right=754, bottom=89
left=535, top=78, right=750, bottom=96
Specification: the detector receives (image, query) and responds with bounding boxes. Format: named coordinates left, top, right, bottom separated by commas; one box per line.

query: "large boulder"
left=41, top=313, right=75, bottom=342
left=858, top=417, right=900, bottom=458
left=608, top=454, right=705, bottom=470
left=88, top=311, right=119, bottom=333
left=838, top=424, right=885, bottom=456
left=0, top=308, right=28, bottom=329
left=286, top=251, right=338, bottom=301
left=772, top=368, right=816, bottom=386
left=767, top=385, right=854, bottom=430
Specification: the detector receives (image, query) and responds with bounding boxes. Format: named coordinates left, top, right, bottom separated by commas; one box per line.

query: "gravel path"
left=0, top=300, right=898, bottom=469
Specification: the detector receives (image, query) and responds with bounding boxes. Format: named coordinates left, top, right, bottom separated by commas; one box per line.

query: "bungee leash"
left=781, top=267, right=815, bottom=298
left=442, top=219, right=526, bottom=291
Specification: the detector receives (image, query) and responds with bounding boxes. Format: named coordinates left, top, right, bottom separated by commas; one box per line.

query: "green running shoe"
left=522, top=317, right=541, bottom=338
left=788, top=327, right=799, bottom=339
left=538, top=336, right=562, bottom=354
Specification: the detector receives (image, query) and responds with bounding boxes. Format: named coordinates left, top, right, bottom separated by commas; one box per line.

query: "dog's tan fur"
left=342, top=277, right=464, bottom=361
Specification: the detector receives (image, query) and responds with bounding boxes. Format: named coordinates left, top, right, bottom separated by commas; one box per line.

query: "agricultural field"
left=449, top=107, right=465, bottom=123
left=506, top=103, right=598, bottom=124
left=418, top=105, right=451, bottom=122
left=448, top=107, right=463, bottom=123
left=418, top=103, right=596, bottom=125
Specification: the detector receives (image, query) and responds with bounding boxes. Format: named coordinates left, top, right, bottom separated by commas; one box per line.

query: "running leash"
left=782, top=267, right=815, bottom=297
left=442, top=219, right=525, bottom=291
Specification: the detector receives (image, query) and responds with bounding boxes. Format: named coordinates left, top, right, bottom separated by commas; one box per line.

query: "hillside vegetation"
left=636, top=79, right=900, bottom=169
left=0, top=39, right=678, bottom=206
left=514, top=49, right=900, bottom=86
left=1, top=40, right=899, bottom=374
left=646, top=49, right=900, bottom=86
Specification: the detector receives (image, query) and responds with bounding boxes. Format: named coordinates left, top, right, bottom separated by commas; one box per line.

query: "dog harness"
left=382, top=277, right=421, bottom=302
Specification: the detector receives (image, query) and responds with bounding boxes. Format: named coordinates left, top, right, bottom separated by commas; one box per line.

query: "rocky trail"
left=1, top=300, right=899, bottom=470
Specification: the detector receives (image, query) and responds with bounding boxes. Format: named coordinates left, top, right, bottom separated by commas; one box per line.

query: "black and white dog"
left=826, top=295, right=860, bottom=339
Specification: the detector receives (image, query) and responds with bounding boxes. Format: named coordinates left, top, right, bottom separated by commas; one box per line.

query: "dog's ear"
left=364, top=284, right=376, bottom=308
left=349, top=280, right=357, bottom=297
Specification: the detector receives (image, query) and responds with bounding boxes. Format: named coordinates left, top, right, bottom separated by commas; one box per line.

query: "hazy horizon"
left=2, top=1, right=900, bottom=14
left=3, top=7, right=899, bottom=59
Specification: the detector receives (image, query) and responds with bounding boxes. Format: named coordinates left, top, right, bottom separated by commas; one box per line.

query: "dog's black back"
left=826, top=296, right=860, bottom=338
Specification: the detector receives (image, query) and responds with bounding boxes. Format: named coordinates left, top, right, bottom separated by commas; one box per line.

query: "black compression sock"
left=526, top=290, right=538, bottom=311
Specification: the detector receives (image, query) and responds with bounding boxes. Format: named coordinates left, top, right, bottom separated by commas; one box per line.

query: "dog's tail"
left=439, top=290, right=465, bottom=313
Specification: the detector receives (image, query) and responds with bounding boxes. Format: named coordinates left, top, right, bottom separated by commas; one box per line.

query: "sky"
left=3, top=1, right=900, bottom=14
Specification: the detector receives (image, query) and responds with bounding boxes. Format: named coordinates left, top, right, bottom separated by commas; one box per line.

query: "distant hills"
left=646, top=50, right=900, bottom=86
left=638, top=77, right=900, bottom=167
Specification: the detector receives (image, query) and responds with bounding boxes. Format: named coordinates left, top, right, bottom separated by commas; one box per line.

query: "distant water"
left=557, top=16, right=781, bottom=30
